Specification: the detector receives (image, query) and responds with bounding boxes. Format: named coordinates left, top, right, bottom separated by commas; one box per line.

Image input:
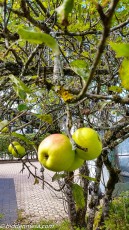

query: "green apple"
left=67, top=153, right=84, bottom=171
left=38, top=133, right=75, bottom=172
left=8, top=141, right=20, bottom=153
left=8, top=141, right=25, bottom=158
left=1, top=127, right=9, bottom=133
left=72, top=127, right=102, bottom=160
left=11, top=145, right=25, bottom=158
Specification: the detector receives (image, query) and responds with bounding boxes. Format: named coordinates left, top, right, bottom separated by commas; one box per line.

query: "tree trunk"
left=75, top=161, right=90, bottom=228
left=64, top=172, right=77, bottom=229
left=64, top=163, right=90, bottom=229
left=87, top=155, right=103, bottom=230
left=97, top=150, right=120, bottom=229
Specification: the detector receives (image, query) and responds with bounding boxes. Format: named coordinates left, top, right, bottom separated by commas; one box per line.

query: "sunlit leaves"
left=101, top=0, right=110, bottom=7
left=119, top=59, right=129, bottom=90
left=110, top=42, right=129, bottom=91
left=33, top=113, right=53, bottom=124
left=18, top=28, right=59, bottom=55
left=108, top=86, right=122, bottom=93
left=110, top=42, right=129, bottom=58
left=70, top=59, right=88, bottom=80
left=56, top=0, right=74, bottom=26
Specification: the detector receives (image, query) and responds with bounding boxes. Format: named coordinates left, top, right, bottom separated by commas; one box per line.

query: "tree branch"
left=97, top=149, right=120, bottom=228
left=68, top=0, right=119, bottom=103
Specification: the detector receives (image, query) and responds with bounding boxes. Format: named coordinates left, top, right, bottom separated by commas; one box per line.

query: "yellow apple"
left=1, top=127, right=9, bottom=133
left=8, top=141, right=25, bottom=158
left=72, top=127, right=102, bottom=160
left=8, top=141, right=20, bottom=153
left=38, top=134, right=75, bottom=172
left=11, top=145, right=25, bottom=158
left=67, top=153, right=84, bottom=171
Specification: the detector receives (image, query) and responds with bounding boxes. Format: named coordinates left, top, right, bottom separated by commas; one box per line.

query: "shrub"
left=104, top=191, right=129, bottom=230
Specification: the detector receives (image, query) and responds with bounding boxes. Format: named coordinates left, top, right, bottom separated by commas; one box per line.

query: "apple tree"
left=0, top=0, right=129, bottom=229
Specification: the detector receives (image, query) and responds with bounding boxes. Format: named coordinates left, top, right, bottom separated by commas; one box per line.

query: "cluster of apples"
left=8, top=141, right=26, bottom=158
left=38, top=127, right=102, bottom=172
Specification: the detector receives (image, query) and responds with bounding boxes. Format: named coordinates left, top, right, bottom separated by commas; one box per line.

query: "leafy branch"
left=69, top=0, right=119, bottom=103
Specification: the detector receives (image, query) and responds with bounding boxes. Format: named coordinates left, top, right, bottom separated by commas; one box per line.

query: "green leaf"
left=79, top=174, right=97, bottom=182
left=13, top=85, right=26, bottom=100
left=119, top=59, right=129, bottom=90
left=56, top=0, right=74, bottom=25
left=52, top=173, right=67, bottom=182
left=72, top=183, right=85, bottom=209
left=108, top=85, right=122, bottom=93
left=9, top=75, right=31, bottom=100
left=81, top=51, right=89, bottom=58
left=33, top=113, right=53, bottom=124
left=9, top=75, right=31, bottom=94
left=70, top=60, right=88, bottom=80
left=12, top=132, right=34, bottom=145
left=18, top=28, right=59, bottom=55
left=17, top=88, right=27, bottom=100
left=18, top=104, right=28, bottom=111
left=0, top=120, right=9, bottom=131
left=71, top=59, right=87, bottom=69
left=63, top=0, right=74, bottom=14
left=110, top=42, right=129, bottom=58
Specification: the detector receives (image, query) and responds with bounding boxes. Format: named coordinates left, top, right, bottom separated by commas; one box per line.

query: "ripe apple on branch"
left=38, top=128, right=102, bottom=172
left=8, top=141, right=26, bottom=158
left=72, top=127, right=102, bottom=160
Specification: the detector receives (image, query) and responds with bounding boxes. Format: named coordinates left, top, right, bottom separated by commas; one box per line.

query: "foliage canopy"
left=0, top=0, right=129, bottom=229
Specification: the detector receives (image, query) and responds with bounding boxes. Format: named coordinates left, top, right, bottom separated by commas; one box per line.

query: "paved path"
left=0, top=162, right=68, bottom=226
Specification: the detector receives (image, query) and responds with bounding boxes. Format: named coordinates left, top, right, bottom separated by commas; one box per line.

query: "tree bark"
left=87, top=155, right=103, bottom=230
left=75, top=161, right=89, bottom=228
left=64, top=172, right=77, bottom=229
left=97, top=150, right=120, bottom=229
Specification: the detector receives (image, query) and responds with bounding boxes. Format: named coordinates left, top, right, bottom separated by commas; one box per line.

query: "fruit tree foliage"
left=0, top=0, right=129, bottom=229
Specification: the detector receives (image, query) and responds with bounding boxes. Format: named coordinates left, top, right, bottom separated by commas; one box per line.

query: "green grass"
left=0, top=212, right=4, bottom=219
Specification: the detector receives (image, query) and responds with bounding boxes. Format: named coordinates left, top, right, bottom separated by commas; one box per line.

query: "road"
left=0, top=161, right=67, bottom=226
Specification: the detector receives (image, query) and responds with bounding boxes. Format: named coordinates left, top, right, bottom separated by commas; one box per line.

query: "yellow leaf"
left=33, top=178, right=39, bottom=185
left=102, top=0, right=110, bottom=7
left=57, top=87, right=74, bottom=102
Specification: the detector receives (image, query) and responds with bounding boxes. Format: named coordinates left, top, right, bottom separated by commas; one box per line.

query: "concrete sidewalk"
left=0, top=162, right=68, bottom=225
